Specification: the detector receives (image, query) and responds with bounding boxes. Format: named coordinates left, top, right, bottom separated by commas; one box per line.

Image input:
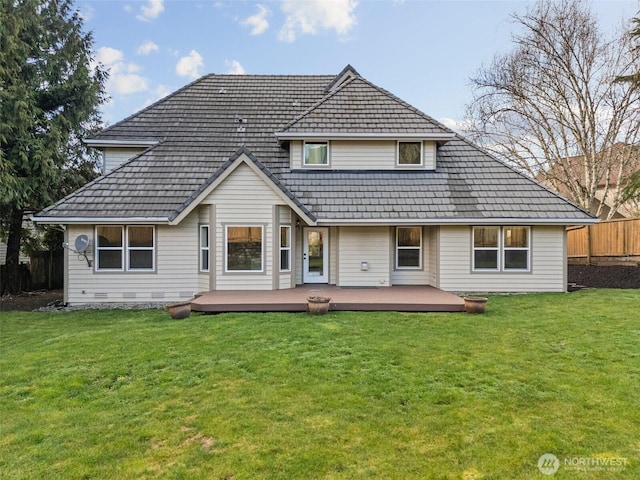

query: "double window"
left=304, top=142, right=329, bottom=166
left=472, top=226, right=530, bottom=271
left=396, top=227, right=422, bottom=269
left=96, top=225, right=155, bottom=271
left=225, top=225, right=264, bottom=272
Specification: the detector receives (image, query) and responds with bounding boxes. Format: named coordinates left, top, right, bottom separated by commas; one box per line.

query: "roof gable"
left=170, top=147, right=316, bottom=225
left=277, top=77, right=455, bottom=139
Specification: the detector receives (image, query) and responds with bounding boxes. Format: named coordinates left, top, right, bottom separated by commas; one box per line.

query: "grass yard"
left=1, top=289, right=639, bottom=479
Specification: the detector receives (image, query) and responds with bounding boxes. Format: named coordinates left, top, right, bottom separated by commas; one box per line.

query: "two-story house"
left=34, top=66, right=595, bottom=305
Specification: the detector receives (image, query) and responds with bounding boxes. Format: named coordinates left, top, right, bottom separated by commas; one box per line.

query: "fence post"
left=586, top=225, right=592, bottom=265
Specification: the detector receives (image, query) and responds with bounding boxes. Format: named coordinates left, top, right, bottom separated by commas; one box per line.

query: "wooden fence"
left=567, top=217, right=640, bottom=265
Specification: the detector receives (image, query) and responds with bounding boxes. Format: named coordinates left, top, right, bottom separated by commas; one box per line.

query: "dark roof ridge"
left=324, top=64, right=361, bottom=93
left=278, top=75, right=360, bottom=132
left=279, top=75, right=455, bottom=136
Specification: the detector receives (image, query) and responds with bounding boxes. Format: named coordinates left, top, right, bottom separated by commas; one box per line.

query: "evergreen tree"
left=0, top=0, right=106, bottom=293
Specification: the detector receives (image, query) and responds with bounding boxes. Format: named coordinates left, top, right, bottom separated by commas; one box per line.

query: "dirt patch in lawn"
left=0, top=289, right=63, bottom=312
left=568, top=265, right=640, bottom=289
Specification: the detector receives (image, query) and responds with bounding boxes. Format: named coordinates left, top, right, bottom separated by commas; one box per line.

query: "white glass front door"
left=303, top=227, right=328, bottom=283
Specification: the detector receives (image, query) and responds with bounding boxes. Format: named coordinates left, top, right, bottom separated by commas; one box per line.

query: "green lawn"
left=1, top=290, right=639, bottom=479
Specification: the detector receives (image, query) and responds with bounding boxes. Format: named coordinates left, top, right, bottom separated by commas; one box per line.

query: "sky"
left=79, top=0, right=639, bottom=130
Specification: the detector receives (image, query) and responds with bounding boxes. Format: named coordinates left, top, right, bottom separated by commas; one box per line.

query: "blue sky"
left=80, top=0, right=638, bottom=130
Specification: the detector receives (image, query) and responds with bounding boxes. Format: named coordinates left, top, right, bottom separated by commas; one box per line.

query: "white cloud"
left=110, top=74, right=149, bottom=95
left=176, top=50, right=204, bottom=79
left=439, top=117, right=471, bottom=134
left=241, top=4, right=270, bottom=35
left=96, top=47, right=149, bottom=95
left=96, top=46, right=123, bottom=66
left=123, top=5, right=132, bottom=13
left=278, top=0, right=357, bottom=42
left=225, top=60, right=246, bottom=75
left=136, top=0, right=164, bottom=22
left=137, top=40, right=159, bottom=55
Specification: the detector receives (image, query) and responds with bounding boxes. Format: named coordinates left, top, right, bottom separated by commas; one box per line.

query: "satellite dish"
left=74, top=235, right=89, bottom=253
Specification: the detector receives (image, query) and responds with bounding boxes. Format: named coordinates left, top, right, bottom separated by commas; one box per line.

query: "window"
left=304, top=142, right=328, bottom=166
left=226, top=226, right=263, bottom=272
left=473, top=227, right=500, bottom=270
left=96, top=225, right=155, bottom=271
left=472, top=226, right=531, bottom=272
left=96, top=226, right=123, bottom=270
left=200, top=225, right=210, bottom=272
left=504, top=227, right=530, bottom=270
left=126, top=226, right=154, bottom=270
left=396, top=227, right=422, bottom=269
left=280, top=225, right=291, bottom=272
left=398, top=141, right=423, bottom=165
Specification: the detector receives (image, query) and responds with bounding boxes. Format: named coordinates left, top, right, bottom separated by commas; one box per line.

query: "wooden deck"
left=191, top=285, right=465, bottom=313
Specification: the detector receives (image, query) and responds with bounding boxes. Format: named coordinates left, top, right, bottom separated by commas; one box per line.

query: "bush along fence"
left=567, top=217, right=640, bottom=265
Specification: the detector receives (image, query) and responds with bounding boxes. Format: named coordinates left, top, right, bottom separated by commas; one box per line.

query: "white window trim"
left=95, top=225, right=155, bottom=272
left=503, top=226, right=531, bottom=272
left=396, top=140, right=424, bottom=167
left=303, top=140, right=330, bottom=167
left=200, top=224, right=210, bottom=273
left=224, top=224, right=265, bottom=273
left=472, top=226, right=501, bottom=271
left=472, top=226, right=531, bottom=272
left=95, top=225, right=124, bottom=271
left=396, top=226, right=423, bottom=270
left=125, top=226, right=155, bottom=272
left=280, top=225, right=291, bottom=272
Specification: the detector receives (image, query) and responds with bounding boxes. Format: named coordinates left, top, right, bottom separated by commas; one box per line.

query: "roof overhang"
left=274, top=132, right=456, bottom=142
left=83, top=139, right=159, bottom=148
left=32, top=216, right=170, bottom=225
left=316, top=217, right=599, bottom=226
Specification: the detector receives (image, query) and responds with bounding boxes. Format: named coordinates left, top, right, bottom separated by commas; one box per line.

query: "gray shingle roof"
left=281, top=138, right=591, bottom=221
left=35, top=69, right=594, bottom=223
left=279, top=76, right=454, bottom=136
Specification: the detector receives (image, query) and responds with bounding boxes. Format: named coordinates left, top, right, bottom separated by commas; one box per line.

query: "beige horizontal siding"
left=203, top=163, right=283, bottom=291
left=428, top=227, right=439, bottom=287
left=438, top=225, right=566, bottom=292
left=103, top=147, right=146, bottom=173
left=66, top=212, right=200, bottom=304
left=337, top=226, right=390, bottom=287
left=391, top=227, right=430, bottom=285
left=290, top=140, right=438, bottom=170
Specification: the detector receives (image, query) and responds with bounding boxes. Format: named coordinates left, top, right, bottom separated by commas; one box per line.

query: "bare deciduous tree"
left=465, top=0, right=640, bottom=219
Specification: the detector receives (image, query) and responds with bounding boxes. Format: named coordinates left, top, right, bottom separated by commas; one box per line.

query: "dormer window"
left=304, top=142, right=329, bottom=166
left=398, top=141, right=423, bottom=166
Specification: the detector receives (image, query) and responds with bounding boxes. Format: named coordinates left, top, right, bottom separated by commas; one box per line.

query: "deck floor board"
left=190, top=285, right=465, bottom=313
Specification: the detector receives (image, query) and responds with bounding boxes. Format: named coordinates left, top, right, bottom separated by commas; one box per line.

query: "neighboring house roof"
left=547, top=143, right=640, bottom=189
left=538, top=143, right=640, bottom=218
left=34, top=68, right=595, bottom=225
